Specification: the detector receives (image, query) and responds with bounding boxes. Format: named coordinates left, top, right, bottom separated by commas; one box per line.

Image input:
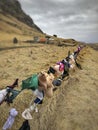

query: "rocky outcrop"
left=0, top=0, right=43, bottom=33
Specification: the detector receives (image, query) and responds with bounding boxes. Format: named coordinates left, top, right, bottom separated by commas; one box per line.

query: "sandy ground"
left=0, top=43, right=98, bottom=130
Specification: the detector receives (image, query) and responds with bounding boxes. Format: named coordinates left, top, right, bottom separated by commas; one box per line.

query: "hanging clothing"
left=22, top=90, right=44, bottom=120
left=19, top=120, right=30, bottom=130
left=3, top=108, right=18, bottom=130
left=7, top=78, right=19, bottom=89
left=0, top=89, right=7, bottom=104
left=33, top=89, right=44, bottom=100
left=21, top=74, right=38, bottom=91
left=5, top=89, right=21, bottom=104
left=52, top=78, right=62, bottom=86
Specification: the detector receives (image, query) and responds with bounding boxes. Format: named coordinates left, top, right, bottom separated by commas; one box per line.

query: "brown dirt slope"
left=0, top=43, right=98, bottom=130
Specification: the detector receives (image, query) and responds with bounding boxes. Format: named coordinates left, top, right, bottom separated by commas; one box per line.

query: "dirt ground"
left=0, top=43, right=98, bottom=130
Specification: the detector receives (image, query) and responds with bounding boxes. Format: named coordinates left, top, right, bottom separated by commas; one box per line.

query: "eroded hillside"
left=0, top=43, right=98, bottom=130
left=0, top=0, right=43, bottom=32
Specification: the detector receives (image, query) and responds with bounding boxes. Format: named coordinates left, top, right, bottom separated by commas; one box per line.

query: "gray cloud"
left=20, top=0, right=98, bottom=43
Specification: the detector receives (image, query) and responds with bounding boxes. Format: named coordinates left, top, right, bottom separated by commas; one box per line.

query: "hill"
left=0, top=0, right=45, bottom=47
left=87, top=43, right=98, bottom=51
left=0, top=13, right=44, bottom=44
left=0, top=0, right=79, bottom=47
left=0, top=0, right=43, bottom=33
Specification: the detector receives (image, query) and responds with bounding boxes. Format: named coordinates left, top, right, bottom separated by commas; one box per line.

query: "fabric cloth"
left=5, top=89, right=21, bottom=104
left=52, top=78, right=62, bottom=86
left=78, top=46, right=81, bottom=52
left=56, top=62, right=65, bottom=71
left=21, top=74, right=38, bottom=90
left=3, top=108, right=18, bottom=130
left=19, top=120, right=30, bottom=130
left=73, top=46, right=82, bottom=60
left=22, top=103, right=37, bottom=120
left=7, top=78, right=19, bottom=89
left=34, top=97, right=42, bottom=104
left=22, top=109, right=33, bottom=120
left=47, top=67, right=56, bottom=74
left=33, top=89, right=44, bottom=100
left=61, top=59, right=70, bottom=68
left=0, top=89, right=7, bottom=104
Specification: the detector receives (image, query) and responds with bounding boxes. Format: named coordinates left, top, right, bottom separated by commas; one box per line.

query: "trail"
left=0, top=44, right=44, bottom=51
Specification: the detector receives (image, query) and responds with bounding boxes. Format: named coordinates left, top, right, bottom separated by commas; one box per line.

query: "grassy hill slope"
left=0, top=12, right=44, bottom=47
left=0, top=43, right=98, bottom=130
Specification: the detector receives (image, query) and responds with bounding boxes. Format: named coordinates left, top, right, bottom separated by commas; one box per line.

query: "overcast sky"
left=19, top=0, right=98, bottom=43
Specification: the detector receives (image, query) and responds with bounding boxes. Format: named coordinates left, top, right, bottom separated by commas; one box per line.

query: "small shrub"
left=13, top=37, right=18, bottom=44
left=53, top=34, right=57, bottom=37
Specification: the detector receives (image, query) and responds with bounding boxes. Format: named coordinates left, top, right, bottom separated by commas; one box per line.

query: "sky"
left=19, top=0, right=98, bottom=43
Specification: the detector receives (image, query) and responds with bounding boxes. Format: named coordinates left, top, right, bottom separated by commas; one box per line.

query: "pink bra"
left=56, top=62, right=64, bottom=71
